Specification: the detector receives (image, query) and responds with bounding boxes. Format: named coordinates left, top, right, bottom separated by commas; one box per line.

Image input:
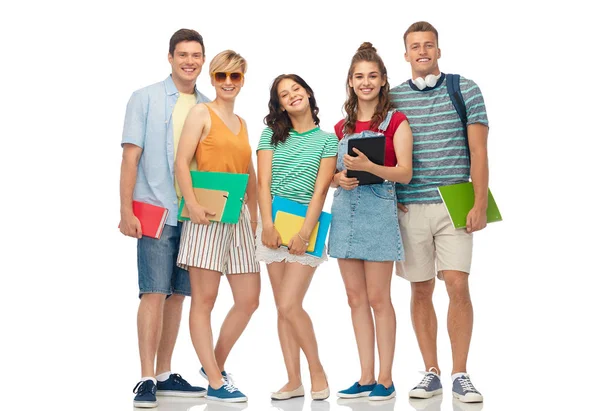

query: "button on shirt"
left=121, top=75, right=210, bottom=226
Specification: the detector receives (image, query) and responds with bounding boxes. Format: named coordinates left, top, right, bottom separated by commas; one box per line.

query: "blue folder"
left=271, top=196, right=332, bottom=258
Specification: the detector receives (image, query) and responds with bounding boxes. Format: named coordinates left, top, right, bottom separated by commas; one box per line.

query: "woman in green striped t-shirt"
left=257, top=74, right=337, bottom=401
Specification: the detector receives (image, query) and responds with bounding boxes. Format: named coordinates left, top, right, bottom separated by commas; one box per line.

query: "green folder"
left=178, top=171, right=249, bottom=224
left=437, top=182, right=502, bottom=229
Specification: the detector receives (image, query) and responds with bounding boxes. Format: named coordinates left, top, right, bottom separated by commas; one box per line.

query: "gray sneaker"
left=409, top=368, right=443, bottom=399
left=452, top=374, right=483, bottom=403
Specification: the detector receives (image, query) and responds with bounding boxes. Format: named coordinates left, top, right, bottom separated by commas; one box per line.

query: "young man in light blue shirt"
left=119, top=28, right=210, bottom=408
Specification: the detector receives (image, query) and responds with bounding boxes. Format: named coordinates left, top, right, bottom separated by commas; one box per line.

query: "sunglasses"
left=213, top=72, right=244, bottom=84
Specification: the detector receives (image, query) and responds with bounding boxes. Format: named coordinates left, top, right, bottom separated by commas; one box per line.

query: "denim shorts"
left=328, top=181, right=404, bottom=262
left=138, top=222, right=191, bottom=297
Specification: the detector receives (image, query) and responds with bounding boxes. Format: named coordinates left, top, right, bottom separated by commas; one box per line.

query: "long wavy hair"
left=264, top=74, right=320, bottom=145
left=343, top=42, right=393, bottom=135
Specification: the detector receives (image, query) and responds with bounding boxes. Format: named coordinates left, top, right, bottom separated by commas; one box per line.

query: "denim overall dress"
left=327, top=111, right=404, bottom=262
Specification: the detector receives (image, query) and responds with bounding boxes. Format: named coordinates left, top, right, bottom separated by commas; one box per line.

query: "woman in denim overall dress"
left=329, top=43, right=413, bottom=401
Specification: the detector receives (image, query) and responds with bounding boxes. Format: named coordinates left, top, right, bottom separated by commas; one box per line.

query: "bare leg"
left=364, top=261, right=395, bottom=388
left=213, top=272, right=261, bottom=371
left=138, top=293, right=165, bottom=378
left=443, top=270, right=473, bottom=374
left=338, top=259, right=376, bottom=385
left=189, top=267, right=224, bottom=389
left=411, top=279, right=441, bottom=374
left=268, top=262, right=302, bottom=391
left=156, top=294, right=184, bottom=375
left=277, top=263, right=327, bottom=392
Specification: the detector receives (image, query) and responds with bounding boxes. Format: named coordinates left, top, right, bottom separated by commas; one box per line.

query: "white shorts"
left=255, top=222, right=327, bottom=267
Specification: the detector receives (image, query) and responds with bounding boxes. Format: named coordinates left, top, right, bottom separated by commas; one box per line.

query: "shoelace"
left=224, top=372, right=235, bottom=385
left=458, top=376, right=478, bottom=393
left=133, top=380, right=156, bottom=394
left=170, top=373, right=190, bottom=387
left=417, top=372, right=436, bottom=388
left=223, top=380, right=239, bottom=394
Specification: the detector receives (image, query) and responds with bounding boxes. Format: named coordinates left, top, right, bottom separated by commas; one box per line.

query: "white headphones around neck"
left=413, top=73, right=441, bottom=90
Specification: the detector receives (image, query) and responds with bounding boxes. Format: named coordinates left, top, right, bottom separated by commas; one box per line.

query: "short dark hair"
left=169, top=29, right=205, bottom=56
left=403, top=21, right=439, bottom=50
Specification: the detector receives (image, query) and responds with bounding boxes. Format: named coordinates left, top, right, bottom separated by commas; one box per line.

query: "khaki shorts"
left=395, top=203, right=473, bottom=282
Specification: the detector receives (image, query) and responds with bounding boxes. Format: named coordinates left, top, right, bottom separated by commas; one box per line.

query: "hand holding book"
left=119, top=213, right=142, bottom=238
left=261, top=224, right=282, bottom=249
left=186, top=202, right=216, bottom=225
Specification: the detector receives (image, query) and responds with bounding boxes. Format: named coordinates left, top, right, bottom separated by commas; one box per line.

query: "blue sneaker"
left=133, top=379, right=157, bottom=408
left=200, top=367, right=229, bottom=382
left=409, top=368, right=443, bottom=399
left=156, top=373, right=207, bottom=397
left=207, top=379, right=248, bottom=403
left=337, top=381, right=377, bottom=398
left=368, top=383, right=396, bottom=401
left=452, top=374, right=483, bottom=403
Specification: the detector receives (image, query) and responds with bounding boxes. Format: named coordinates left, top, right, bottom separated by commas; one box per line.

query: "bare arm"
left=257, top=149, right=281, bottom=248
left=288, top=156, right=337, bottom=255
left=119, top=143, right=143, bottom=238
left=466, top=123, right=489, bottom=232
left=246, top=159, right=258, bottom=232
left=344, top=121, right=413, bottom=184
left=174, top=104, right=213, bottom=225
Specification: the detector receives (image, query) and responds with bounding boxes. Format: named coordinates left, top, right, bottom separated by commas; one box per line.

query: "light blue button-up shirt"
left=122, top=75, right=211, bottom=226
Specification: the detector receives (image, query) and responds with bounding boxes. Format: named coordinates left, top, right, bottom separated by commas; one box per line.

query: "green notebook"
left=178, top=171, right=249, bottom=224
left=437, top=182, right=502, bottom=229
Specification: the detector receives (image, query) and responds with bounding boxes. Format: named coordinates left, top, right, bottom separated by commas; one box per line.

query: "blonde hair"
left=209, top=50, right=247, bottom=74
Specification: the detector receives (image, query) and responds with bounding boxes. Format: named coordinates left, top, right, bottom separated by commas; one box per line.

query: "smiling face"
left=404, top=31, right=441, bottom=79
left=211, top=71, right=244, bottom=100
left=349, top=61, right=386, bottom=103
left=168, top=40, right=204, bottom=85
left=277, top=78, right=311, bottom=114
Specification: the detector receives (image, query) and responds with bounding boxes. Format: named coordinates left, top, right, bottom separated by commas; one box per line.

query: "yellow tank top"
left=195, top=105, right=251, bottom=173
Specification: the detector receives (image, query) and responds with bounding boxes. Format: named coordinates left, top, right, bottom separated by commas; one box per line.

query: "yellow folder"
left=274, top=211, right=320, bottom=252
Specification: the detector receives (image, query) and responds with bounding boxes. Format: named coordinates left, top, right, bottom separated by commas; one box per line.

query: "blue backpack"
left=446, top=73, right=469, bottom=158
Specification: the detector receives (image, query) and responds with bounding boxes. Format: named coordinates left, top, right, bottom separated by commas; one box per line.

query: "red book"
left=129, top=201, right=169, bottom=239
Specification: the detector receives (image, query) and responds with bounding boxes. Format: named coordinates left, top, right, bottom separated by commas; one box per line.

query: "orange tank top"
left=195, top=105, right=251, bottom=174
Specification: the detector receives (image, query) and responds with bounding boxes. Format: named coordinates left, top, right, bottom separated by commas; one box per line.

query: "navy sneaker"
left=452, top=374, right=483, bottom=403
left=337, top=381, right=377, bottom=398
left=409, top=368, right=443, bottom=399
left=200, top=367, right=230, bottom=382
left=133, top=379, right=157, bottom=408
left=207, top=379, right=248, bottom=403
left=368, top=383, right=396, bottom=401
left=156, top=373, right=207, bottom=397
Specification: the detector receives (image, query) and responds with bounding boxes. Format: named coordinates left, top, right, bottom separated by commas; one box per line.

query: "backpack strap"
left=446, top=73, right=469, bottom=159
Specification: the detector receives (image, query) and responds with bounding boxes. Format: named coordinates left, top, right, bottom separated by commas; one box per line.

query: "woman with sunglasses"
left=256, top=74, right=337, bottom=401
left=329, top=43, right=413, bottom=402
left=175, top=50, right=260, bottom=403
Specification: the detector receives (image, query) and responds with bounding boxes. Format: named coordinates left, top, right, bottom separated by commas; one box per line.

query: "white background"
left=1, top=1, right=598, bottom=410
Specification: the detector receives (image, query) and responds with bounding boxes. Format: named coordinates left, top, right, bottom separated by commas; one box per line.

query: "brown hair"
left=343, top=42, right=392, bottom=135
left=264, top=74, right=320, bottom=145
left=403, top=21, right=439, bottom=50
left=169, top=29, right=205, bottom=56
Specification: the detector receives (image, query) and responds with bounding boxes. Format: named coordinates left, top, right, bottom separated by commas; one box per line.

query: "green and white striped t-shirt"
left=257, top=126, right=338, bottom=204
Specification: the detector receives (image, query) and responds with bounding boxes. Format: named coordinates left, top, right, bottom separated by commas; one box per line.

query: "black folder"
left=347, top=136, right=385, bottom=185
